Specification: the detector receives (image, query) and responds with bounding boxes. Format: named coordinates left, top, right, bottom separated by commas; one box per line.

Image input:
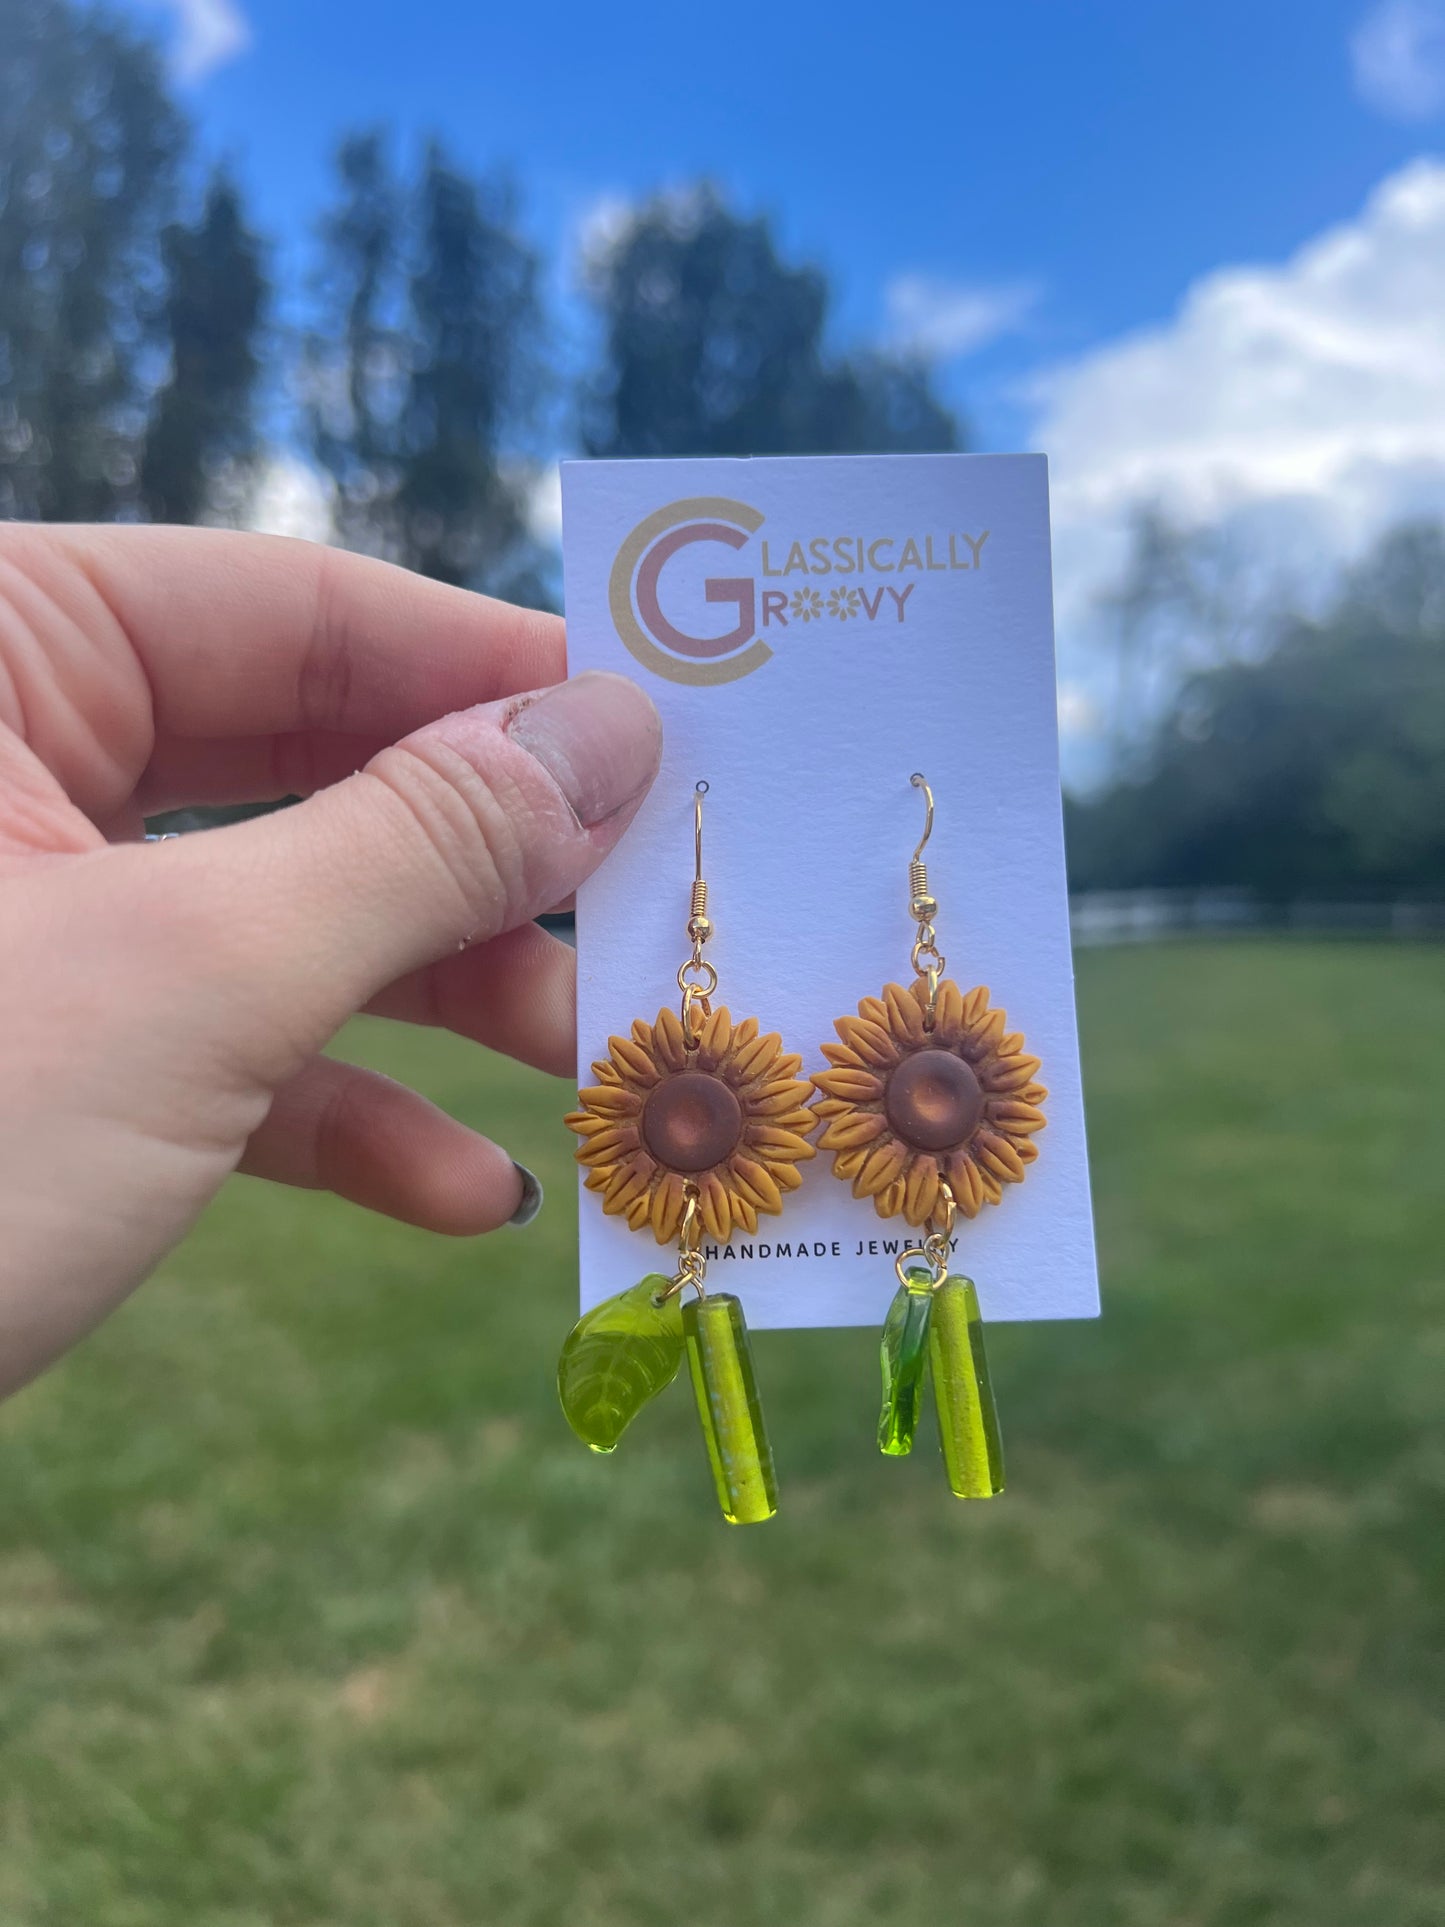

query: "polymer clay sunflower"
left=811, top=980, right=1046, bottom=1227
left=565, top=1007, right=817, bottom=1244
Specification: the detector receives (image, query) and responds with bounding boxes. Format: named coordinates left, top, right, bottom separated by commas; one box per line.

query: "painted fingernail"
left=507, top=672, right=661, bottom=828
left=509, top=1162, right=544, bottom=1228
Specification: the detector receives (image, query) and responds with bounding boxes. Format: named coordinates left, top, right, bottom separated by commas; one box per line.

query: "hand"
left=0, top=524, right=661, bottom=1397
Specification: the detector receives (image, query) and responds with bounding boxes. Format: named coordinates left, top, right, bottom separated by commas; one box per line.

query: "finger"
left=148, top=670, right=659, bottom=1084
left=365, top=922, right=577, bottom=1078
left=31, top=524, right=565, bottom=739
left=239, top=1056, right=528, bottom=1234
left=136, top=730, right=392, bottom=813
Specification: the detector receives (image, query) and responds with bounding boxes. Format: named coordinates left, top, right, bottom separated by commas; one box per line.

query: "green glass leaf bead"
left=682, top=1293, right=778, bottom=1525
left=878, top=1269, right=935, bottom=1456
left=929, top=1276, right=1005, bottom=1499
left=557, top=1277, right=684, bottom=1454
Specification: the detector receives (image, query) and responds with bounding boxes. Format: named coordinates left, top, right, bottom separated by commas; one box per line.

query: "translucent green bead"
left=929, top=1276, right=1004, bottom=1498
left=878, top=1269, right=935, bottom=1456
left=557, top=1276, right=684, bottom=1454
left=682, top=1293, right=778, bottom=1525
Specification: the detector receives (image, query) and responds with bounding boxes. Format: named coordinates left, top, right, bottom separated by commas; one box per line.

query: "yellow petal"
left=576, top=1126, right=640, bottom=1165
left=651, top=1172, right=687, bottom=1242
left=812, top=1066, right=884, bottom=1101
left=818, top=1113, right=887, bottom=1151
left=976, top=1131, right=1026, bottom=1183
left=931, top=978, right=965, bottom=1040
left=833, top=1148, right=867, bottom=1180
left=884, top=982, right=926, bottom=1045
left=810, top=1098, right=850, bottom=1120
left=985, top=1054, right=1042, bottom=1092
left=967, top=1008, right=1007, bottom=1056
left=836, top=1015, right=896, bottom=1067
left=610, top=1036, right=660, bottom=1084
left=731, top=1157, right=782, bottom=1213
left=946, top=1152, right=985, bottom=1217
left=698, top=1172, right=731, bottom=1241
left=746, top=1126, right=816, bottom=1160
left=697, top=1006, right=733, bottom=1065
left=820, top=1041, right=866, bottom=1070
left=578, top=1084, right=642, bottom=1116
left=854, top=1140, right=906, bottom=1197
left=727, top=1030, right=782, bottom=1083
left=604, top=1161, right=653, bottom=1213
left=653, top=1006, right=689, bottom=1071
left=749, top=1083, right=817, bottom=1116
left=904, top=1155, right=940, bottom=1223
left=874, top=1178, right=906, bottom=1220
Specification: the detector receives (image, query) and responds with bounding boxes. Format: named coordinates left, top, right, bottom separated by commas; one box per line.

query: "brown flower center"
left=641, top=1071, right=744, bottom=1174
left=884, top=1048, right=985, bottom=1153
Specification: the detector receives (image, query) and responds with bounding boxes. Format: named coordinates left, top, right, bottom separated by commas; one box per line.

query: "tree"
left=308, top=133, right=547, bottom=590
left=583, top=187, right=961, bottom=458
left=140, top=167, right=267, bottom=525
left=1067, top=522, right=1445, bottom=897
left=0, top=0, right=185, bottom=521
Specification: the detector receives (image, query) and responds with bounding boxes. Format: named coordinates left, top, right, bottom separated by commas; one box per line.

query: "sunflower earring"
left=560, top=782, right=817, bottom=1523
left=811, top=774, right=1047, bottom=1499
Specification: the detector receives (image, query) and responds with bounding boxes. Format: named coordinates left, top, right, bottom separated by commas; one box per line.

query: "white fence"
left=1070, top=890, right=1445, bottom=947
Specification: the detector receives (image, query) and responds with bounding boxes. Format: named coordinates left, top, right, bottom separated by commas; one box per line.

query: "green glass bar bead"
left=929, top=1276, right=1005, bottom=1499
left=557, top=1277, right=684, bottom=1454
left=682, top=1293, right=778, bottom=1525
left=878, top=1269, right=935, bottom=1456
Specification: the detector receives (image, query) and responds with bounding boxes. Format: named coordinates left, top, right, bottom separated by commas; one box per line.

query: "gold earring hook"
left=907, top=773, right=944, bottom=1028
left=693, top=780, right=708, bottom=896
left=678, top=781, right=716, bottom=1044
left=909, top=772, right=934, bottom=866
left=690, top=781, right=710, bottom=933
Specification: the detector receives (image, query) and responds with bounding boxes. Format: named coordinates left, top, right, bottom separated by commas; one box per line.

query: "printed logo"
left=609, top=496, right=991, bottom=686
left=609, top=497, right=770, bottom=686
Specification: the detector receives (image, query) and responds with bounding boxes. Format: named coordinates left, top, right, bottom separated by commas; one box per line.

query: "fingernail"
left=509, top=1162, right=544, bottom=1228
left=507, top=672, right=661, bottom=829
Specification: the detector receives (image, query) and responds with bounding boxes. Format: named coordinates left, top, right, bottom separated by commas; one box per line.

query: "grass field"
left=2, top=943, right=1443, bottom=1927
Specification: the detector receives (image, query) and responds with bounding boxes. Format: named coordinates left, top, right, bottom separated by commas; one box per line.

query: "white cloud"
left=572, top=191, right=638, bottom=276
left=143, top=0, right=251, bottom=83
left=1351, top=1, right=1445, bottom=120
left=526, top=463, right=563, bottom=544
left=1034, top=158, right=1445, bottom=649
left=243, top=455, right=333, bottom=545
left=884, top=273, right=1038, bottom=359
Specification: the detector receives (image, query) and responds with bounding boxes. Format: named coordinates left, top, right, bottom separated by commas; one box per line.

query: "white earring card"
left=562, top=453, right=1098, bottom=1330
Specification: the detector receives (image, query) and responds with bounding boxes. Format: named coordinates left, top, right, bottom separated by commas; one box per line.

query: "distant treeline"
left=0, top=0, right=960, bottom=599
left=1067, top=520, right=1445, bottom=899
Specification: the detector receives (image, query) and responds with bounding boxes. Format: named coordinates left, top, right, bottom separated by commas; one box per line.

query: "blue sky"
left=128, top=0, right=1445, bottom=761
left=133, top=0, right=1435, bottom=444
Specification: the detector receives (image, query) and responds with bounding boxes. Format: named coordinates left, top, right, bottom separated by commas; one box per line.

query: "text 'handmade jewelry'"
left=560, top=783, right=818, bottom=1523
left=811, top=774, right=1048, bottom=1497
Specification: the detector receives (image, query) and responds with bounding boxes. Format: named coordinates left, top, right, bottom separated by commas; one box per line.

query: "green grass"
left=3, top=943, right=1444, bottom=1926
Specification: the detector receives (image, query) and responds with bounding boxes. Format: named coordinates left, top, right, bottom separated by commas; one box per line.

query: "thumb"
left=166, top=670, right=660, bottom=1071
